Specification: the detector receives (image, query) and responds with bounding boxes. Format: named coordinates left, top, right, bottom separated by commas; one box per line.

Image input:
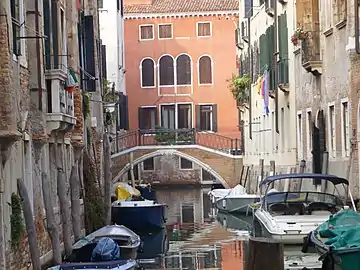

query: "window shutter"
left=267, top=25, right=275, bottom=89
left=51, top=0, right=59, bottom=69
left=244, top=0, right=253, bottom=18
left=78, top=14, right=85, bottom=90
left=259, top=34, right=266, bottom=74
left=101, top=44, right=107, bottom=80
left=138, top=107, right=144, bottom=129
left=43, top=0, right=51, bottom=69
left=278, top=14, right=289, bottom=84
left=212, top=104, right=218, bottom=132
left=235, top=28, right=239, bottom=45
left=195, top=105, right=201, bottom=131
left=84, top=15, right=96, bottom=92
left=123, top=95, right=129, bottom=130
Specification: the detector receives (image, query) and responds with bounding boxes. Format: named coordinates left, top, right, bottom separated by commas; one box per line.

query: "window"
left=138, top=107, right=157, bottom=129
left=341, top=100, right=350, bottom=156
left=180, top=157, right=193, bottom=169
left=158, top=24, right=172, bottom=39
left=176, top=54, right=191, bottom=85
left=60, top=9, right=67, bottom=69
left=335, top=0, right=347, bottom=23
left=196, top=104, right=217, bottom=132
left=139, top=25, right=154, bottom=40
left=328, top=105, right=336, bottom=157
left=159, top=55, right=174, bottom=86
left=306, top=109, right=312, bottom=157
left=197, top=22, right=211, bottom=37
left=140, top=58, right=155, bottom=87
left=178, top=104, right=192, bottom=129
left=198, top=56, right=213, bottom=84
left=323, top=0, right=333, bottom=29
left=161, top=105, right=175, bottom=129
left=297, top=112, right=303, bottom=159
left=202, top=168, right=216, bottom=181
left=11, top=0, right=21, bottom=56
left=143, top=157, right=154, bottom=171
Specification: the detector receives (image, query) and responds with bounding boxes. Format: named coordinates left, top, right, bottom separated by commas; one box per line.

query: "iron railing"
left=301, top=31, right=321, bottom=64
left=113, top=129, right=243, bottom=156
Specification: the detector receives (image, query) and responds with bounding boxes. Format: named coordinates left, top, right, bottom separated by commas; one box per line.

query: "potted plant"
left=228, top=74, right=250, bottom=108
left=291, top=28, right=307, bottom=46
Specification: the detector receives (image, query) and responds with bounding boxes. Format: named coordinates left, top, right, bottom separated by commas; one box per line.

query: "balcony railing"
left=113, top=129, right=243, bottom=156
left=301, top=31, right=322, bottom=75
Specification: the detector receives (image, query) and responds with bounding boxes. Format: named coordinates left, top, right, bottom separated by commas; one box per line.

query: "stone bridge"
left=110, top=129, right=244, bottom=188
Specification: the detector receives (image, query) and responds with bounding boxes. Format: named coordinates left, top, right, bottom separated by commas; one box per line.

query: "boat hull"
left=49, top=259, right=137, bottom=270
left=215, top=196, right=260, bottom=214
left=111, top=202, right=167, bottom=230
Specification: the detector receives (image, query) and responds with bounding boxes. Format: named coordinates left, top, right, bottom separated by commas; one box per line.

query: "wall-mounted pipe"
left=248, top=17, right=252, bottom=139
left=274, top=0, right=279, bottom=133
left=355, top=0, right=360, bottom=54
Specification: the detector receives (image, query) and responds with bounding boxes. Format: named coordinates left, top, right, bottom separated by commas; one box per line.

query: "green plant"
left=83, top=93, right=91, bottom=119
left=228, top=74, right=250, bottom=105
left=154, top=126, right=175, bottom=144
left=10, top=193, right=24, bottom=249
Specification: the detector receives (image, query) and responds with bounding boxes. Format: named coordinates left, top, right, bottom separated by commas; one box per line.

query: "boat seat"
left=268, top=203, right=288, bottom=215
left=306, top=202, right=332, bottom=214
left=286, top=203, right=306, bottom=215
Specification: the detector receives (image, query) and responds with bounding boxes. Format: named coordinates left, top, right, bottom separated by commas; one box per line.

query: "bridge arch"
left=112, top=149, right=229, bottom=188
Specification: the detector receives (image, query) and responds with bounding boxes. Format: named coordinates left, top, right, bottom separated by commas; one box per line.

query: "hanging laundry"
left=256, top=76, right=263, bottom=95
left=263, top=70, right=270, bottom=115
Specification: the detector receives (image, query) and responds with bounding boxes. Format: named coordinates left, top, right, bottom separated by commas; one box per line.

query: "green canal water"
left=138, top=187, right=323, bottom=270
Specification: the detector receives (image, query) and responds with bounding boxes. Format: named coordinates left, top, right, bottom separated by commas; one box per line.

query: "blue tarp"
left=91, top=237, right=121, bottom=262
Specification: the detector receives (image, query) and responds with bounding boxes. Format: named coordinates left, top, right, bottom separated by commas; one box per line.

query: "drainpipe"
left=35, top=0, right=42, bottom=110
left=355, top=0, right=360, bottom=54
left=248, top=17, right=252, bottom=139
left=274, top=0, right=279, bottom=133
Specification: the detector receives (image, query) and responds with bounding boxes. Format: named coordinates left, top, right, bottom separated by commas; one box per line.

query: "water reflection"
left=138, top=187, right=322, bottom=269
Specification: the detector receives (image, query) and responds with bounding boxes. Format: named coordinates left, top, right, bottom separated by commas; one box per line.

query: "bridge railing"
left=114, top=129, right=243, bottom=156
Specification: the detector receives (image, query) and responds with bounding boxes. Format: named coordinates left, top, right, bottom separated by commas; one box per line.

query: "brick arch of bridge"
left=111, top=148, right=243, bottom=188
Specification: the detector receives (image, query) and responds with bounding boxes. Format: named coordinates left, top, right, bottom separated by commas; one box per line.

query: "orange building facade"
left=123, top=0, right=240, bottom=138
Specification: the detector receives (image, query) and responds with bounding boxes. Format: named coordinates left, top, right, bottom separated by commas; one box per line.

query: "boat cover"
left=316, top=210, right=360, bottom=250
left=209, top=184, right=247, bottom=199
left=115, top=183, right=141, bottom=200
left=91, top=237, right=120, bottom=262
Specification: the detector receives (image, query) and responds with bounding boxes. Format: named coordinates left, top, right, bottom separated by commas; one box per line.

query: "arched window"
left=198, top=56, right=213, bottom=84
left=159, top=55, right=174, bottom=86
left=140, top=58, right=155, bottom=87
left=176, top=54, right=191, bottom=85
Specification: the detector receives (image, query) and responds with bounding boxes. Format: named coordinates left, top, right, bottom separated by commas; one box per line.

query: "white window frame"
left=139, top=57, right=156, bottom=88
left=159, top=102, right=194, bottom=129
left=142, top=157, right=155, bottom=172
left=196, top=21, right=212, bottom=38
left=197, top=54, right=214, bottom=86
left=297, top=111, right=303, bottom=160
left=327, top=102, right=336, bottom=158
left=139, top=24, right=155, bottom=41
left=306, top=108, right=312, bottom=159
left=179, top=157, right=193, bottom=170
left=198, top=104, right=214, bottom=132
left=340, top=98, right=350, bottom=157
left=158, top=23, right=173, bottom=40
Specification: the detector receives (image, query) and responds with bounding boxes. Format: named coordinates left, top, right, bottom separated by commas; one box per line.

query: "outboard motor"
left=91, top=237, right=120, bottom=262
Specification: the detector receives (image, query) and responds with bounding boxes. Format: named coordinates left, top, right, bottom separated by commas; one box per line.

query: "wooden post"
left=129, top=152, right=135, bottom=187
left=269, top=160, right=276, bottom=189
left=103, top=133, right=112, bottom=225
left=17, top=178, right=41, bottom=270
left=245, top=237, right=284, bottom=270
left=56, top=145, right=72, bottom=256
left=42, top=172, right=61, bottom=264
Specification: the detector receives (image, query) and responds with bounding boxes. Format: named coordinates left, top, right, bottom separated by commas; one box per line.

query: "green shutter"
left=278, top=13, right=289, bottom=84
left=267, top=25, right=275, bottom=90
left=259, top=34, right=267, bottom=75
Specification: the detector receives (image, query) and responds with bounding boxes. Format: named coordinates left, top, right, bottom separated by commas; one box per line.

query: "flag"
left=263, top=70, right=270, bottom=115
left=65, top=68, right=79, bottom=94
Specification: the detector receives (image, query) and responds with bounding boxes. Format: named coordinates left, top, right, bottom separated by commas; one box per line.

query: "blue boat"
left=137, top=229, right=169, bottom=260
left=111, top=183, right=167, bottom=230
left=135, top=184, right=157, bottom=201
left=47, top=225, right=140, bottom=270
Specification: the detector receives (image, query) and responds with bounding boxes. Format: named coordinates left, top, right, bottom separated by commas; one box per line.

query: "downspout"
left=35, top=0, right=42, bottom=110
left=274, top=0, right=279, bottom=133
left=355, top=0, right=360, bottom=54
left=248, top=17, right=252, bottom=139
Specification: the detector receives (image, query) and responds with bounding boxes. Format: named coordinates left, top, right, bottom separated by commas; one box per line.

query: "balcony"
left=301, top=31, right=322, bottom=76
left=45, top=69, right=76, bottom=133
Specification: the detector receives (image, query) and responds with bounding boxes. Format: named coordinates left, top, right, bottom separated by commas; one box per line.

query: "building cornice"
left=124, top=10, right=239, bottom=19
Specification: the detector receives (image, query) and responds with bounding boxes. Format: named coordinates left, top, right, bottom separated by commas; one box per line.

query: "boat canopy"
left=259, top=173, right=349, bottom=187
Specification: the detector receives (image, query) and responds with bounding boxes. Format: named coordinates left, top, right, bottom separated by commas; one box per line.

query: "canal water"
left=137, top=187, right=323, bottom=270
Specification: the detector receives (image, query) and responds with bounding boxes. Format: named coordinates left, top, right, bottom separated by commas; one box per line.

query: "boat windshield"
left=261, top=176, right=348, bottom=210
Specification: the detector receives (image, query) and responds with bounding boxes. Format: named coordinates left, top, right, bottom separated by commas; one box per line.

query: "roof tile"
left=124, top=0, right=239, bottom=14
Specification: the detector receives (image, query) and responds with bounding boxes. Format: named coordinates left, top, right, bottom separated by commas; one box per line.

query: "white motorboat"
left=253, top=173, right=350, bottom=244
left=213, top=184, right=260, bottom=214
